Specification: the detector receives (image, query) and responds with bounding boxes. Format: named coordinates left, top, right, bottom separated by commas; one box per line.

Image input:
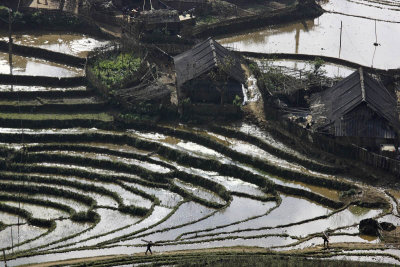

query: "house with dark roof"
left=173, top=37, right=246, bottom=105
left=311, top=68, right=399, bottom=148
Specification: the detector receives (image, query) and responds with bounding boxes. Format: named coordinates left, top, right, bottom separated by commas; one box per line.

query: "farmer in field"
left=142, top=239, right=153, bottom=255
left=322, top=230, right=329, bottom=249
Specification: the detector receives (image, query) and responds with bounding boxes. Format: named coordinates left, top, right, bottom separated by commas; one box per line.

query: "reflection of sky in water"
left=283, top=206, right=382, bottom=237
left=141, top=197, right=276, bottom=241
left=257, top=59, right=355, bottom=78
left=219, top=0, right=400, bottom=69
left=204, top=195, right=332, bottom=235
left=0, top=32, right=109, bottom=58
left=0, top=52, right=83, bottom=77
left=323, top=0, right=400, bottom=23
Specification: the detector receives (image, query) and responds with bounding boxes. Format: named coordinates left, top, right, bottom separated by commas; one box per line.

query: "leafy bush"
left=92, top=52, right=142, bottom=90
left=0, top=8, right=83, bottom=29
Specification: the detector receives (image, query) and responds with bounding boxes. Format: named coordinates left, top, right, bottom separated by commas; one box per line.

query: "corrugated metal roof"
left=173, top=37, right=246, bottom=87
left=320, top=68, right=400, bottom=130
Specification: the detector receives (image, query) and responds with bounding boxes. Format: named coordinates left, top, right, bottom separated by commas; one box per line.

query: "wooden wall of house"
left=181, top=76, right=243, bottom=104
left=333, top=103, right=397, bottom=139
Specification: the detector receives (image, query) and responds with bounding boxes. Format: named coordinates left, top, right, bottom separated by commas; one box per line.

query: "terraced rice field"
left=0, top=32, right=399, bottom=267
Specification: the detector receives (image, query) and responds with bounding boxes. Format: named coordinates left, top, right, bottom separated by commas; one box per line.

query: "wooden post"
left=10, top=225, right=13, bottom=254
left=3, top=249, right=7, bottom=267
left=339, top=20, right=342, bottom=58
left=8, top=9, right=12, bottom=77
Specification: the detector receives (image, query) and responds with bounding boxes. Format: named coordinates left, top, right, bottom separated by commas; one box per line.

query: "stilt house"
left=173, top=37, right=245, bottom=105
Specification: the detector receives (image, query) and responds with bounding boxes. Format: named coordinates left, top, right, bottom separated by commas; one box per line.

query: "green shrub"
left=92, top=52, right=142, bottom=90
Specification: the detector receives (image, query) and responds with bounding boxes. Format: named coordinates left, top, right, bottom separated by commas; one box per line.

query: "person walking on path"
left=142, top=239, right=154, bottom=255
left=322, top=230, right=329, bottom=249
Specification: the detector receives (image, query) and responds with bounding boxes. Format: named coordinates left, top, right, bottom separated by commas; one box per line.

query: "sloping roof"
left=173, top=37, right=246, bottom=87
left=316, top=68, right=400, bottom=130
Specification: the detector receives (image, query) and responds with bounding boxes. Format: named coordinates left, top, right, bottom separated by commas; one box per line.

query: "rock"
left=380, top=222, right=396, bottom=232
left=359, top=218, right=381, bottom=236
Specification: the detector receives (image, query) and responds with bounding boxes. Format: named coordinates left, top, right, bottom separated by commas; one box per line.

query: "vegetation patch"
left=90, top=52, right=142, bottom=91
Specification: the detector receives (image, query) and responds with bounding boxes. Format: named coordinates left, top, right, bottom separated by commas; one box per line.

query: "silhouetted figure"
left=322, top=230, right=329, bottom=249
left=142, top=239, right=153, bottom=255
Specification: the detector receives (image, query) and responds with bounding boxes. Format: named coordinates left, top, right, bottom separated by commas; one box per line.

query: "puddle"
left=0, top=32, right=110, bottom=58
left=0, top=52, right=83, bottom=77
left=173, top=179, right=226, bottom=205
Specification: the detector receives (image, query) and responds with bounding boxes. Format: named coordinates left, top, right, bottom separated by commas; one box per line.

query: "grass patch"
left=175, top=254, right=394, bottom=267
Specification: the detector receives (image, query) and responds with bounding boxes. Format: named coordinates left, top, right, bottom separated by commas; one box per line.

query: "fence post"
left=3, top=249, right=6, bottom=267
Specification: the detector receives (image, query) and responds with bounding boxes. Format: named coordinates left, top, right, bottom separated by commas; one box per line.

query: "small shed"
left=173, top=37, right=245, bottom=105
left=136, top=9, right=181, bottom=33
left=311, top=68, right=400, bottom=147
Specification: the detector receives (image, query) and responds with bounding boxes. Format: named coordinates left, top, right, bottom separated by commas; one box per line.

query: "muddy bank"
left=0, top=73, right=85, bottom=87
left=239, top=52, right=400, bottom=75
left=0, top=41, right=85, bottom=68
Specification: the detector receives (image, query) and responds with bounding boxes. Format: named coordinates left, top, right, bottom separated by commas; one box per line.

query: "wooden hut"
left=174, top=37, right=245, bottom=105
left=135, top=9, right=181, bottom=34
left=311, top=68, right=400, bottom=148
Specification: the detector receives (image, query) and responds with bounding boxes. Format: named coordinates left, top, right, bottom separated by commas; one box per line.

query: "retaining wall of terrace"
left=240, top=52, right=400, bottom=75
left=0, top=41, right=86, bottom=68
left=0, top=74, right=85, bottom=87
left=193, top=1, right=323, bottom=38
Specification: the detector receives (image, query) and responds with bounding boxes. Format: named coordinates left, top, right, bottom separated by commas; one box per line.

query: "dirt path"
left=21, top=242, right=400, bottom=267
left=19, top=255, right=126, bottom=267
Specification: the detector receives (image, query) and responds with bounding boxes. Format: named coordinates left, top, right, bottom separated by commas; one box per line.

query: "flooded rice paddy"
left=0, top=26, right=399, bottom=266
left=0, top=52, right=83, bottom=77
left=219, top=0, right=400, bottom=69
left=0, top=32, right=109, bottom=58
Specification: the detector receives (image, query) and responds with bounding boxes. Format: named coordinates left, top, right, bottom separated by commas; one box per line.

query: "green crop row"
left=0, top=202, right=54, bottom=229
